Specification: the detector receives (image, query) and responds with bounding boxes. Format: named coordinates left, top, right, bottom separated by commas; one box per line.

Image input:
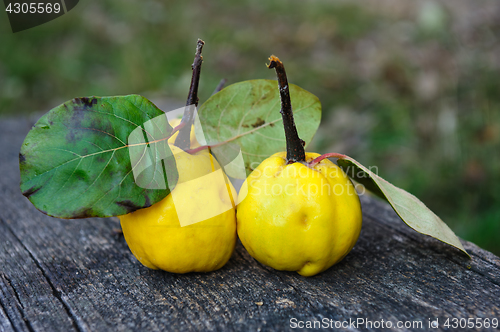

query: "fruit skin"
left=168, top=118, right=199, bottom=147
left=236, top=152, right=362, bottom=277
left=120, top=145, right=237, bottom=273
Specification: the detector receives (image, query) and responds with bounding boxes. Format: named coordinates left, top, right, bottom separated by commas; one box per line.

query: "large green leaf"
left=336, top=156, right=470, bottom=258
left=196, top=79, right=321, bottom=178
left=19, top=95, right=178, bottom=219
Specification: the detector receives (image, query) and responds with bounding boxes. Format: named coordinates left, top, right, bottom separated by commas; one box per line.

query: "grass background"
left=1, top=0, right=499, bottom=255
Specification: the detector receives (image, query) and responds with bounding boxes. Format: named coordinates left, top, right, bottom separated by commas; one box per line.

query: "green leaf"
left=336, top=156, right=470, bottom=258
left=19, top=95, right=178, bottom=219
left=196, top=79, right=321, bottom=178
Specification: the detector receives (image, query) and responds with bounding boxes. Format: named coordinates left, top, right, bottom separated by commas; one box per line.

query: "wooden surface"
left=1, top=115, right=499, bottom=332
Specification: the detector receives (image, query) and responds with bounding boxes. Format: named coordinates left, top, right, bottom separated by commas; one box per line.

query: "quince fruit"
left=236, top=152, right=362, bottom=277
left=120, top=145, right=237, bottom=273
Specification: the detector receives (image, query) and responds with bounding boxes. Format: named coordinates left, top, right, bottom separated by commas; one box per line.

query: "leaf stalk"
left=308, top=152, right=348, bottom=167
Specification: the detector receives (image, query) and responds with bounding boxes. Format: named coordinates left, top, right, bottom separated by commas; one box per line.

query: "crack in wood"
left=0, top=272, right=33, bottom=332
left=0, top=299, right=17, bottom=332
left=1, top=273, right=24, bottom=310
left=0, top=217, right=85, bottom=332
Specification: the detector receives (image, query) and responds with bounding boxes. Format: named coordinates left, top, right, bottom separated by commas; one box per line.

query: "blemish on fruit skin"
left=273, top=165, right=285, bottom=178
left=300, top=261, right=311, bottom=271
left=302, top=216, right=308, bottom=225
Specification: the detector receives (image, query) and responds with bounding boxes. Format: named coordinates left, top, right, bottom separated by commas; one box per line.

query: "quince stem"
left=308, top=153, right=348, bottom=168
left=175, top=38, right=205, bottom=150
left=267, top=55, right=306, bottom=164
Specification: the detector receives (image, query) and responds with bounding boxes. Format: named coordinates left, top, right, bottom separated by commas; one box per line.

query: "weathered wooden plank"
left=0, top=202, right=78, bottom=332
left=0, top=278, right=18, bottom=332
left=1, top=115, right=499, bottom=331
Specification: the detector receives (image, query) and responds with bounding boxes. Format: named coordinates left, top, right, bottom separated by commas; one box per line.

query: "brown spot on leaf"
left=73, top=170, right=88, bottom=181
left=144, top=195, right=151, bottom=208
left=96, top=155, right=107, bottom=163
left=74, top=97, right=98, bottom=108
left=66, top=130, right=76, bottom=143
left=116, top=200, right=143, bottom=214
left=67, top=98, right=95, bottom=142
left=251, top=117, right=265, bottom=128
left=22, top=185, right=41, bottom=198
left=71, top=207, right=95, bottom=219
left=19, top=153, right=26, bottom=163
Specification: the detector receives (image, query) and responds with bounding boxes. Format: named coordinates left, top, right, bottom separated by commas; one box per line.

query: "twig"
left=267, top=55, right=305, bottom=164
left=174, top=39, right=205, bottom=150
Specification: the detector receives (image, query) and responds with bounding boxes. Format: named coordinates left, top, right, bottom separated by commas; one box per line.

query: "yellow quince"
left=120, top=145, right=237, bottom=273
left=236, top=152, right=362, bottom=277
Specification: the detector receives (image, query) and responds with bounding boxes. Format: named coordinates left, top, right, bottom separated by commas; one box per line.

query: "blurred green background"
left=1, top=0, right=499, bottom=255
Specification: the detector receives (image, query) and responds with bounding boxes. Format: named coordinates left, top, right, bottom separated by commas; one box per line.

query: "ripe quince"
left=236, top=152, right=362, bottom=277
left=120, top=145, right=237, bottom=273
